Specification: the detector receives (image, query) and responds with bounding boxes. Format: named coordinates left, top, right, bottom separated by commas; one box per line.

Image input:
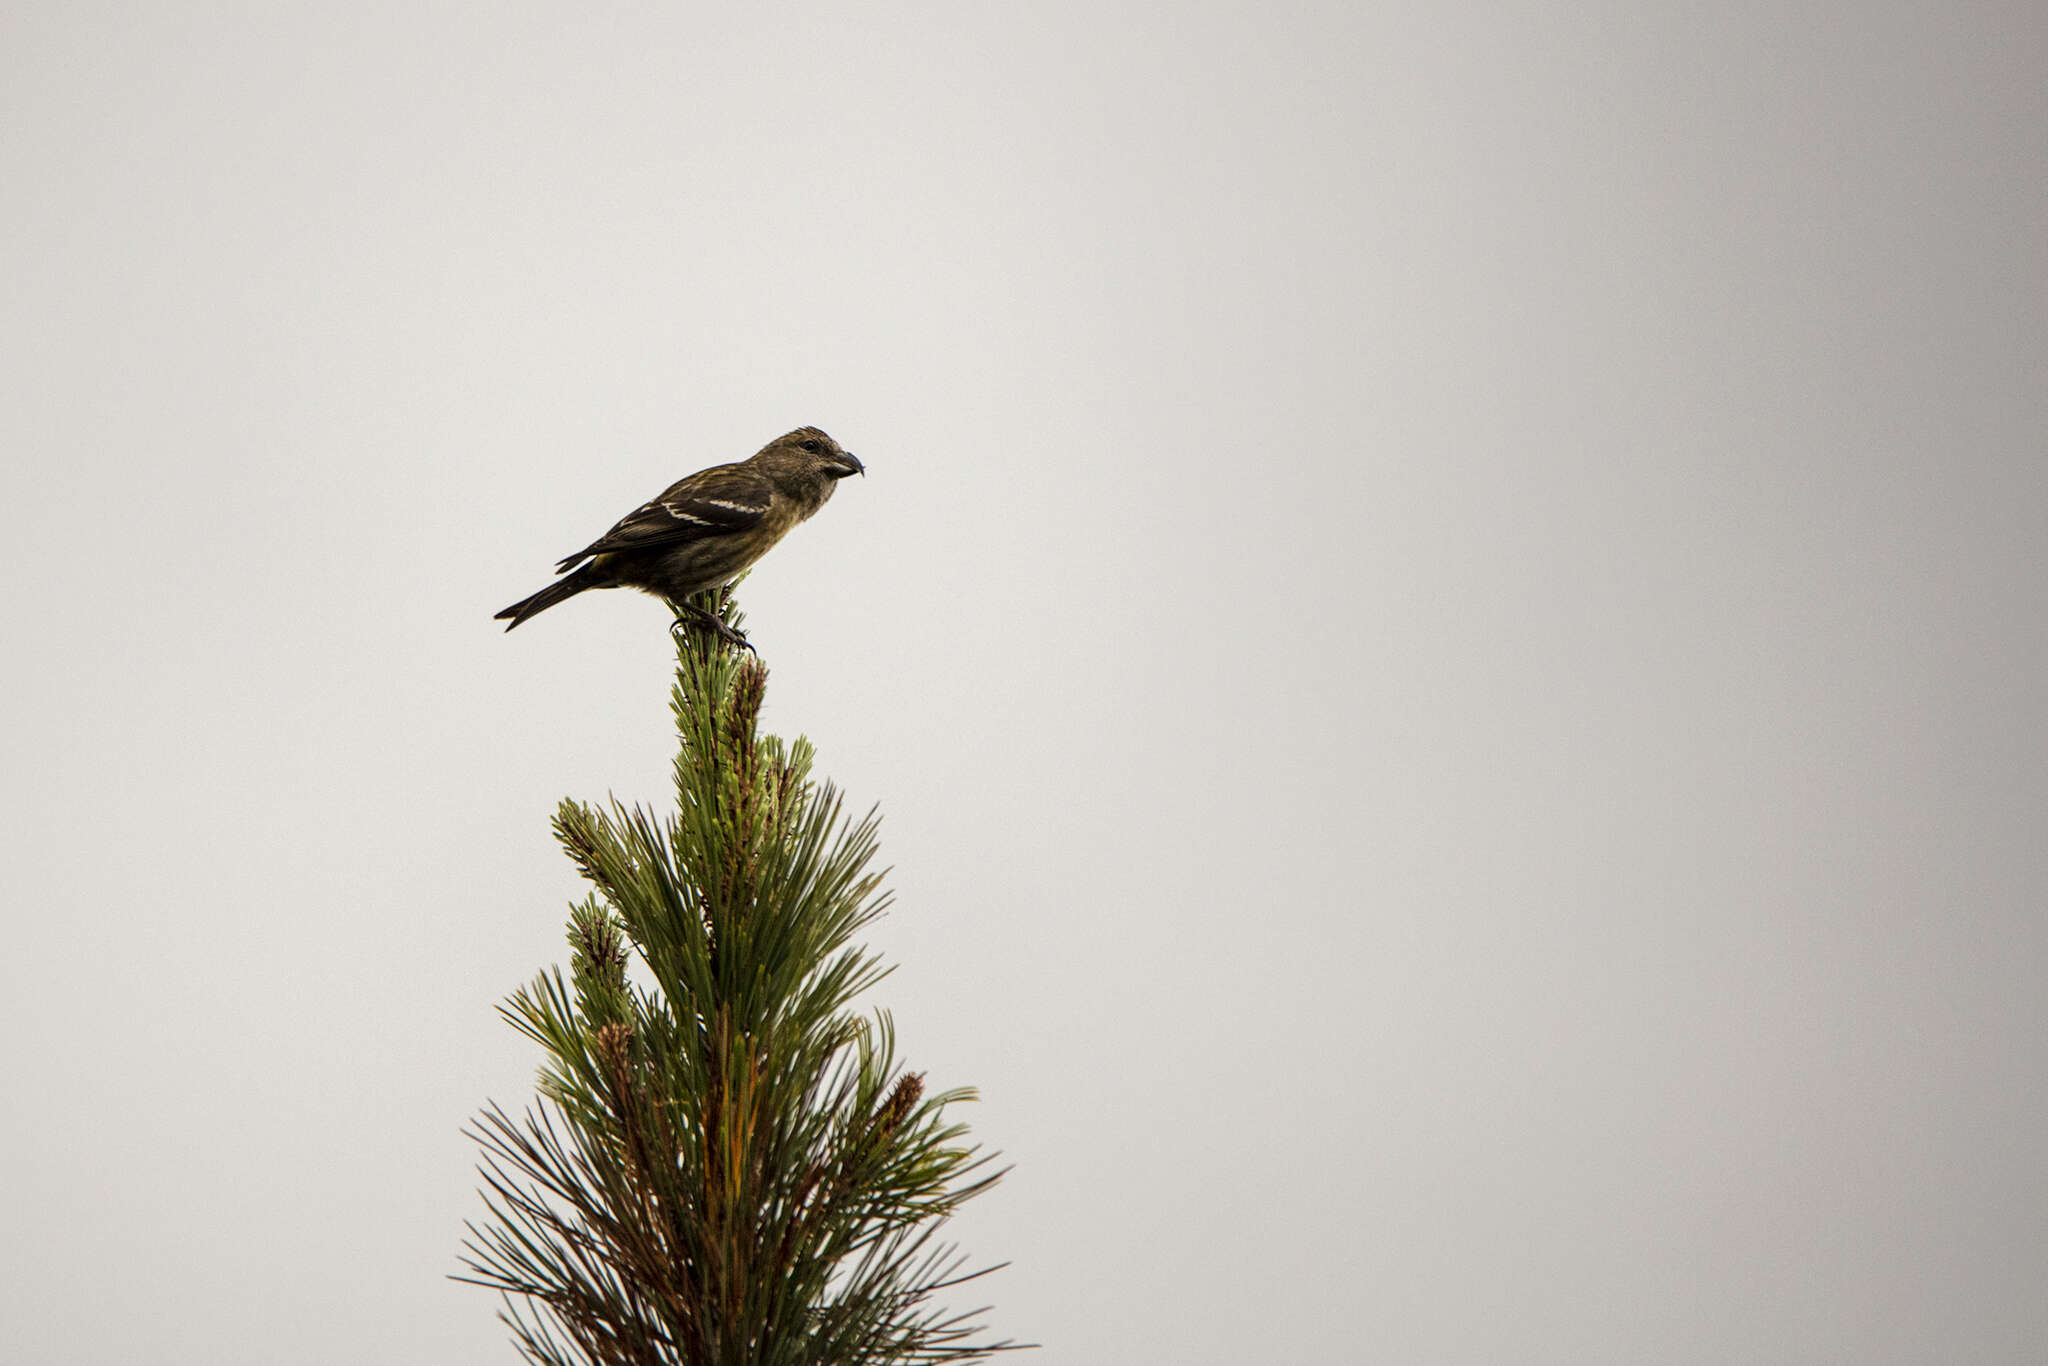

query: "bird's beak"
left=833, top=451, right=865, bottom=479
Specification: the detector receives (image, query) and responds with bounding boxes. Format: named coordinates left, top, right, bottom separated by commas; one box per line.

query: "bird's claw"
left=672, top=605, right=755, bottom=654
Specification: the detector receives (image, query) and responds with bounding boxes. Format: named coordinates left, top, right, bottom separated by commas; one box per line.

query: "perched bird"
left=495, top=426, right=863, bottom=642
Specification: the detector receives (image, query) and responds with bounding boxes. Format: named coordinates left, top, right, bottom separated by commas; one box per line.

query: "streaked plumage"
left=495, top=426, right=862, bottom=634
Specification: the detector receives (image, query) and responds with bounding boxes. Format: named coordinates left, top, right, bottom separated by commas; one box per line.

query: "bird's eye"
left=799, top=438, right=825, bottom=454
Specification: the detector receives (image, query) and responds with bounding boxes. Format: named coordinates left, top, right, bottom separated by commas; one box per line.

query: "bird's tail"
left=494, top=565, right=601, bottom=631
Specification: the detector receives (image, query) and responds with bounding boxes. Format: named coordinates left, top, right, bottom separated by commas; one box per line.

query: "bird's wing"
left=555, top=463, right=771, bottom=572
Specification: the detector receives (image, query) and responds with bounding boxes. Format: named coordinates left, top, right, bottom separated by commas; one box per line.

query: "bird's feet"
left=671, top=603, right=755, bottom=654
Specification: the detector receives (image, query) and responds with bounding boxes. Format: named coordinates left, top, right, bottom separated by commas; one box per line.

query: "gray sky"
left=4, top=2, right=2044, bottom=1362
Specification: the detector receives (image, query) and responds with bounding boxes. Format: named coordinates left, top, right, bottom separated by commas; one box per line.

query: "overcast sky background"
left=4, top=2, right=2044, bottom=1362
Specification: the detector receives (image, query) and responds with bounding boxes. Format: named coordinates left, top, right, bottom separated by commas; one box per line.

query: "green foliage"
left=461, top=590, right=1014, bottom=1366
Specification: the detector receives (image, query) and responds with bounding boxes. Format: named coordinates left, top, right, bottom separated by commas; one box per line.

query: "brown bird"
left=495, top=426, right=863, bottom=644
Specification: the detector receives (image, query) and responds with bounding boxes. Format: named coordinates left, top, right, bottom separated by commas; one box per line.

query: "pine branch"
left=463, top=588, right=1023, bottom=1364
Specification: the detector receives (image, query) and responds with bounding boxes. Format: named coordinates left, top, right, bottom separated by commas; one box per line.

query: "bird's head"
left=756, top=427, right=864, bottom=489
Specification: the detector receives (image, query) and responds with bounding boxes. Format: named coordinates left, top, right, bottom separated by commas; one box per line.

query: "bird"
left=495, top=426, right=863, bottom=644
